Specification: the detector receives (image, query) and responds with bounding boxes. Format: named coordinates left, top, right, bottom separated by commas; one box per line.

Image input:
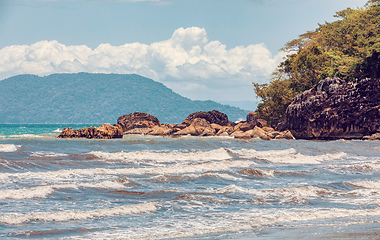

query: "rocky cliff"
left=286, top=77, right=380, bottom=140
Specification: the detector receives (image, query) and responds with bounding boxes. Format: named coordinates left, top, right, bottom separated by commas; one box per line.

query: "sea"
left=0, top=124, right=380, bottom=239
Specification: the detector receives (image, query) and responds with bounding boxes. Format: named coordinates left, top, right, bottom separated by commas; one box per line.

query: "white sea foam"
left=88, top=148, right=233, bottom=163
left=68, top=206, right=380, bottom=240
left=349, top=180, right=380, bottom=189
left=233, top=148, right=347, bottom=164
left=0, top=144, right=20, bottom=152
left=53, top=128, right=62, bottom=133
left=330, top=163, right=380, bottom=173
left=0, top=181, right=126, bottom=200
left=30, top=151, right=69, bottom=157
left=0, top=160, right=254, bottom=182
left=209, top=184, right=337, bottom=201
left=8, top=134, right=42, bottom=139
left=0, top=202, right=158, bottom=225
left=155, top=172, right=244, bottom=182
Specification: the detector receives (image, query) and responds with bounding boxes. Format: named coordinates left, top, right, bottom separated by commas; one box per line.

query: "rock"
left=246, top=126, right=271, bottom=140
left=218, top=132, right=230, bottom=137
left=286, top=78, right=380, bottom=140
left=233, top=131, right=252, bottom=139
left=262, top=127, right=275, bottom=132
left=148, top=125, right=175, bottom=136
left=274, top=130, right=294, bottom=140
left=216, top=126, right=234, bottom=136
left=246, top=112, right=264, bottom=128
left=211, top=123, right=223, bottom=132
left=363, top=132, right=380, bottom=140
left=231, top=131, right=247, bottom=138
left=97, top=124, right=123, bottom=138
left=275, top=121, right=287, bottom=131
left=174, top=118, right=215, bottom=136
left=58, top=124, right=123, bottom=139
left=246, top=112, right=257, bottom=123
left=173, top=125, right=199, bottom=136
left=182, top=110, right=231, bottom=126
left=256, top=119, right=266, bottom=128
left=117, top=112, right=161, bottom=132
left=239, top=122, right=255, bottom=132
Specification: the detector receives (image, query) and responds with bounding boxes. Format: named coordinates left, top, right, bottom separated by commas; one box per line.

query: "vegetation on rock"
left=253, top=0, right=380, bottom=124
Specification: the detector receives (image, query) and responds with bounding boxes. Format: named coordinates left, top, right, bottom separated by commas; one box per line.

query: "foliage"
left=254, top=1, right=380, bottom=124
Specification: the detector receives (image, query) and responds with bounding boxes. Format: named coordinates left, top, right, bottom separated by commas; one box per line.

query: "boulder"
left=286, top=78, right=380, bottom=140
left=246, top=112, right=265, bottom=127
left=182, top=110, right=231, bottom=126
left=239, top=122, right=255, bottom=132
left=274, top=130, right=294, bottom=140
left=117, top=112, right=161, bottom=132
left=58, top=124, right=123, bottom=139
left=246, top=126, right=271, bottom=140
left=216, top=126, right=234, bottom=136
left=148, top=125, right=175, bottom=136
left=174, top=118, right=216, bottom=136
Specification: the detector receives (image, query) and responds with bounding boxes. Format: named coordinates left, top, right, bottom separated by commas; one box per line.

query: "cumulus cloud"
left=0, top=27, right=286, bottom=101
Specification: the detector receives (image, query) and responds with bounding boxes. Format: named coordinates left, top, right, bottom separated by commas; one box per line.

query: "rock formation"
left=58, top=110, right=294, bottom=140
left=182, top=110, right=231, bottom=126
left=117, top=112, right=161, bottom=134
left=58, top=124, right=123, bottom=139
left=286, top=77, right=380, bottom=139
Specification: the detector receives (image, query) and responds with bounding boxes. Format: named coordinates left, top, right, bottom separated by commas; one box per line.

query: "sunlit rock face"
left=286, top=77, right=380, bottom=140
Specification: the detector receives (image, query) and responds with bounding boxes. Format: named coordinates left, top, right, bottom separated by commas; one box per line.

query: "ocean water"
left=0, top=124, right=380, bottom=239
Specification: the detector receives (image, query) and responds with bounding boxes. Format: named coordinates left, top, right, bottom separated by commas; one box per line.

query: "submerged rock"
left=286, top=78, right=380, bottom=139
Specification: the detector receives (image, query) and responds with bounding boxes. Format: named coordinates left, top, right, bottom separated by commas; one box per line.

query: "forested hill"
left=0, top=73, right=249, bottom=124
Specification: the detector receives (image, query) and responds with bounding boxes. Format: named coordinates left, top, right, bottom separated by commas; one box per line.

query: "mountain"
left=0, top=73, right=249, bottom=124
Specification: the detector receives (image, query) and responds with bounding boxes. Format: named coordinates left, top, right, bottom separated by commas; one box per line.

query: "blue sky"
left=0, top=0, right=368, bottom=109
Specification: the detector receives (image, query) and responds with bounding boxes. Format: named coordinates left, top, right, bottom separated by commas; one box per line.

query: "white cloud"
left=0, top=27, right=286, bottom=101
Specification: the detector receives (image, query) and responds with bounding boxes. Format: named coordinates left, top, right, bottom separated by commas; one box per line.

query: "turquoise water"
left=0, top=124, right=379, bottom=239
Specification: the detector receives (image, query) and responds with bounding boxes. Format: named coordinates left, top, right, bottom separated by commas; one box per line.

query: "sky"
left=0, top=0, right=368, bottom=109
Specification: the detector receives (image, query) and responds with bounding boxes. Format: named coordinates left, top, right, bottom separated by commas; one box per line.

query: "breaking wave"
left=232, top=148, right=347, bottom=164
left=0, top=144, right=20, bottom=152
left=0, top=202, right=158, bottom=225
left=0, top=181, right=126, bottom=200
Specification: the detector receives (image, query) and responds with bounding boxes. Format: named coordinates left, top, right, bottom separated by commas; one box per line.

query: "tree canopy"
left=253, top=0, right=380, bottom=124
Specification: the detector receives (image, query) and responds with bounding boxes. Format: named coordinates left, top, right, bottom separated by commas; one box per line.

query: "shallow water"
left=0, top=124, right=379, bottom=239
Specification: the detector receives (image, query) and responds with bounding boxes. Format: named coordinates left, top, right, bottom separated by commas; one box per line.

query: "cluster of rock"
left=58, top=124, right=123, bottom=139
left=58, top=110, right=294, bottom=140
left=286, top=77, right=380, bottom=140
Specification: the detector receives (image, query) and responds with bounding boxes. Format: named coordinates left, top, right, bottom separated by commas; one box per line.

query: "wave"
left=53, top=128, right=62, bottom=133
left=88, top=148, right=233, bottom=163
left=7, top=134, right=43, bottom=139
left=207, top=179, right=380, bottom=205
left=329, top=163, right=380, bottom=173
left=232, top=148, right=347, bottom=164
left=30, top=151, right=69, bottom=157
left=0, top=144, right=20, bottom=152
left=149, top=172, right=243, bottom=182
left=349, top=180, right=380, bottom=189
left=238, top=168, right=275, bottom=178
left=0, top=201, right=158, bottom=225
left=0, top=160, right=254, bottom=182
left=70, top=206, right=380, bottom=240
left=0, top=181, right=126, bottom=200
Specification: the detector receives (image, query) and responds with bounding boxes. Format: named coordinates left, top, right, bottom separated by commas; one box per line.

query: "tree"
left=253, top=1, right=380, bottom=124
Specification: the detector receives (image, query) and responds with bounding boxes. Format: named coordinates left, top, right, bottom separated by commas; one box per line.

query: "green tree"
left=254, top=0, right=380, bottom=124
